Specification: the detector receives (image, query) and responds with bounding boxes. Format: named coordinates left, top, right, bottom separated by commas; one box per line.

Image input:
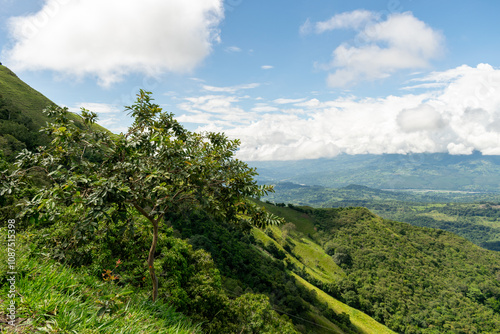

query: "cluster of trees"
left=170, top=209, right=356, bottom=333
left=2, top=91, right=299, bottom=333
left=308, top=207, right=500, bottom=333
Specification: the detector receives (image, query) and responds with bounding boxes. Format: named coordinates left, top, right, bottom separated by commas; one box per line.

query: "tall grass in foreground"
left=0, top=230, right=200, bottom=333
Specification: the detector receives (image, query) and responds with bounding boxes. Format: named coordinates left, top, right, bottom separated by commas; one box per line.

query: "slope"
left=262, top=203, right=500, bottom=333
left=0, top=65, right=107, bottom=160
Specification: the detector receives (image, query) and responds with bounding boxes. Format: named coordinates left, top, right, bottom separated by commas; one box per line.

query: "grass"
left=0, top=231, right=200, bottom=334
left=0, top=65, right=109, bottom=133
left=260, top=201, right=317, bottom=235
left=292, top=274, right=396, bottom=334
left=0, top=66, right=54, bottom=128
left=288, top=235, right=345, bottom=283
left=253, top=203, right=396, bottom=333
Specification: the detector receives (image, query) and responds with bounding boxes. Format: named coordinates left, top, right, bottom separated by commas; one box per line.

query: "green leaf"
left=97, top=306, right=107, bottom=317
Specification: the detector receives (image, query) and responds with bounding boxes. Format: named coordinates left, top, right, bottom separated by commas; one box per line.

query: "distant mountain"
left=250, top=152, right=500, bottom=192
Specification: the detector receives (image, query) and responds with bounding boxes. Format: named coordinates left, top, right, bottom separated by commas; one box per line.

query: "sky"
left=1, top=0, right=500, bottom=161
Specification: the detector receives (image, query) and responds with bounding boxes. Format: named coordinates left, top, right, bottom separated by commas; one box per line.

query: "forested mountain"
left=251, top=152, right=500, bottom=192
left=259, top=203, right=500, bottom=333
left=2, top=67, right=500, bottom=334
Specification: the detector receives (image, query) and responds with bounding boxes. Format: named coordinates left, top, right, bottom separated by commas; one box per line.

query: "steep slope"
left=0, top=65, right=107, bottom=160
left=262, top=203, right=500, bottom=333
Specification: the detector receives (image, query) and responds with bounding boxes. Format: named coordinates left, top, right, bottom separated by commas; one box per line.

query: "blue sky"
left=1, top=0, right=500, bottom=160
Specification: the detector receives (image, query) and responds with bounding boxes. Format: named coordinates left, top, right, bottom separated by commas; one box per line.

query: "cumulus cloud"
left=308, top=11, right=444, bottom=88
left=314, top=10, right=376, bottom=32
left=3, top=0, right=224, bottom=86
left=397, top=104, right=445, bottom=132
left=178, top=64, right=500, bottom=160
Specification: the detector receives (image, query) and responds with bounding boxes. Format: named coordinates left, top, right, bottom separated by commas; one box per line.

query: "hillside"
left=250, top=152, right=500, bottom=192
left=3, top=68, right=500, bottom=333
left=0, top=65, right=107, bottom=160
left=260, top=203, right=500, bottom=333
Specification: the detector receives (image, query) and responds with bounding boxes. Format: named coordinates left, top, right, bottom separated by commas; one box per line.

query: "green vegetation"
left=0, top=64, right=107, bottom=161
left=0, top=232, right=200, bottom=333
left=262, top=204, right=500, bottom=333
left=263, top=182, right=500, bottom=251
left=7, top=91, right=280, bottom=302
left=2, top=88, right=298, bottom=333
left=4, top=67, right=500, bottom=333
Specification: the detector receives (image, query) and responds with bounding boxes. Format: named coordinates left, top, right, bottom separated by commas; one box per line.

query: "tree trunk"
left=148, top=219, right=159, bottom=302
left=131, top=202, right=160, bottom=302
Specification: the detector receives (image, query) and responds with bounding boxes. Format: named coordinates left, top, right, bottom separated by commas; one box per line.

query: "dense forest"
left=2, top=65, right=500, bottom=333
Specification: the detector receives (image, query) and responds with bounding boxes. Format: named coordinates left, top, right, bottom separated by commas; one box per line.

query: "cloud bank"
left=3, top=0, right=224, bottom=86
left=305, top=11, right=444, bottom=88
left=178, top=64, right=500, bottom=160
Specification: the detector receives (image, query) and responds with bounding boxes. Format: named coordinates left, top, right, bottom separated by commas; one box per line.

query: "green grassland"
left=0, top=231, right=200, bottom=334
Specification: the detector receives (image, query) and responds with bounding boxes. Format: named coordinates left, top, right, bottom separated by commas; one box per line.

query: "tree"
left=4, top=90, right=282, bottom=301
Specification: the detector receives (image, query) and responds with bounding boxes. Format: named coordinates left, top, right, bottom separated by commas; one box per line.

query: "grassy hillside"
left=0, top=65, right=107, bottom=160
left=262, top=203, right=500, bottom=333
left=0, top=66, right=55, bottom=127
left=0, top=231, right=201, bottom=333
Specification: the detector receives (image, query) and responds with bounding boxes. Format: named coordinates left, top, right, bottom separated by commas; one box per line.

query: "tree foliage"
left=4, top=90, right=282, bottom=301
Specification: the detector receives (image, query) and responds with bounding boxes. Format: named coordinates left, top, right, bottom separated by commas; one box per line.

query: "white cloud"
left=202, top=83, right=260, bottom=93
left=225, top=46, right=242, bottom=53
left=177, top=94, right=257, bottom=126
left=396, top=104, right=445, bottom=132
left=69, top=102, right=120, bottom=114
left=314, top=10, right=376, bottom=33
left=309, top=11, right=444, bottom=88
left=261, top=65, right=274, bottom=70
left=181, top=64, right=500, bottom=161
left=273, top=98, right=307, bottom=105
left=3, top=0, right=224, bottom=86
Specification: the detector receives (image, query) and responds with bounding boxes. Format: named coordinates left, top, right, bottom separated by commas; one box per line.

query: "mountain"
left=0, top=65, right=107, bottom=160
left=250, top=152, right=500, bottom=192
left=257, top=203, right=500, bottom=333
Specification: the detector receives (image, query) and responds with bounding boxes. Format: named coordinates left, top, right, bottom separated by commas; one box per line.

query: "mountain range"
left=251, top=152, right=500, bottom=192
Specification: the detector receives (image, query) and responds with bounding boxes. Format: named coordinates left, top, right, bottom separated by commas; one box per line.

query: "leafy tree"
left=3, top=90, right=282, bottom=301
